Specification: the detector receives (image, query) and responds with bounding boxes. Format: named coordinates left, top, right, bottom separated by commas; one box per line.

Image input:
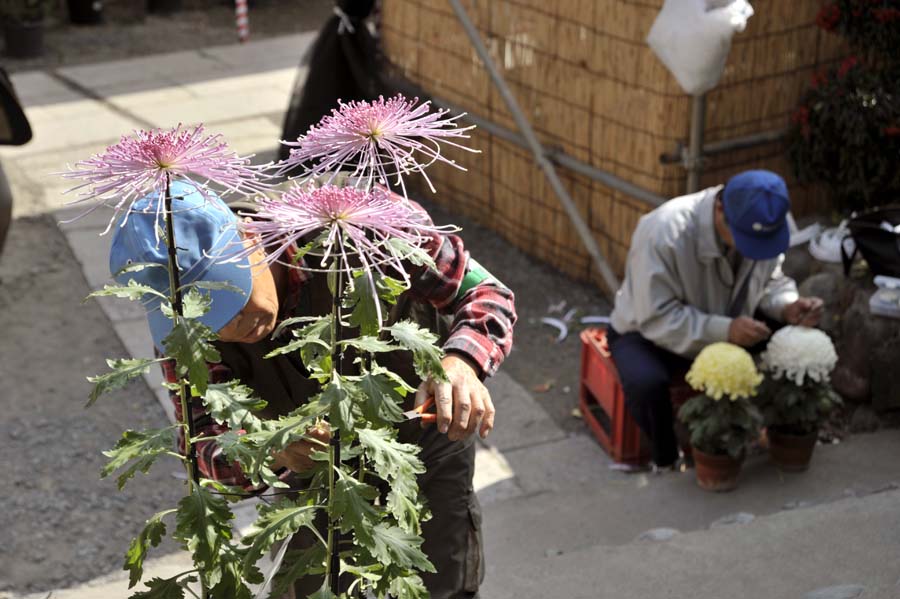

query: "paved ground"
left=1, top=33, right=899, bottom=599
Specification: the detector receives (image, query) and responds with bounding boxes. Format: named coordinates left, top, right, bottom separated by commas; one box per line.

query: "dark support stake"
left=164, top=175, right=200, bottom=485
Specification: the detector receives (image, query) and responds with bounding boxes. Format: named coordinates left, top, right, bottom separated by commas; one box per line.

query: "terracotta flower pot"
left=768, top=428, right=817, bottom=472
left=692, top=447, right=743, bottom=492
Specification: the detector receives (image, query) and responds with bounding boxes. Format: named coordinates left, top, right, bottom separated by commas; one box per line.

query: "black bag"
left=278, top=0, right=379, bottom=172
left=0, top=67, right=32, bottom=146
left=841, top=205, right=900, bottom=278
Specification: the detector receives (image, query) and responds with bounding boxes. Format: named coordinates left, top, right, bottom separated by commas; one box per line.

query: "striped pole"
left=235, top=0, right=249, bottom=43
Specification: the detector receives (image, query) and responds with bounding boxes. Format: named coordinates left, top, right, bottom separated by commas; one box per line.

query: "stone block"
left=849, top=405, right=881, bottom=433
left=783, top=245, right=814, bottom=283
left=798, top=271, right=844, bottom=334
left=870, top=334, right=900, bottom=412
left=836, top=285, right=900, bottom=409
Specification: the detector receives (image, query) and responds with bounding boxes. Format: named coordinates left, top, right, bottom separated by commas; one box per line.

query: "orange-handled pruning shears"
left=403, top=396, right=437, bottom=423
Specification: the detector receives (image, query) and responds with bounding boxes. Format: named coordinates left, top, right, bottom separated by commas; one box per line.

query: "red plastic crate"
left=580, top=328, right=696, bottom=465
left=579, top=328, right=650, bottom=465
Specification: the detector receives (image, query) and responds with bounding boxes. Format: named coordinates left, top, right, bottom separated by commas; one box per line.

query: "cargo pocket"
left=463, top=491, right=485, bottom=593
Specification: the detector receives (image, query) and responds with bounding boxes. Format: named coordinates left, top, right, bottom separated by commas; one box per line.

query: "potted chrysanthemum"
left=759, top=326, right=842, bottom=472
left=678, top=343, right=764, bottom=492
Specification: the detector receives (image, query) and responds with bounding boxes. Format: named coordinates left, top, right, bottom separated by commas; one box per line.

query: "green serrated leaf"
left=203, top=382, right=267, bottom=433
left=208, top=550, right=254, bottom=599
left=180, top=280, right=245, bottom=295
left=267, top=317, right=333, bottom=371
left=114, top=262, right=166, bottom=277
left=388, top=573, right=429, bottom=599
left=378, top=276, right=407, bottom=304
left=386, top=321, right=446, bottom=381
left=216, top=431, right=287, bottom=490
left=180, top=288, right=212, bottom=319
left=344, top=272, right=406, bottom=336
left=387, top=489, right=424, bottom=536
left=124, top=509, right=175, bottom=588
left=307, top=583, right=337, bottom=599
left=102, top=427, right=179, bottom=490
left=270, top=546, right=327, bottom=599
left=333, top=473, right=381, bottom=547
left=326, top=270, right=337, bottom=297
left=87, top=358, right=162, bottom=407
left=340, top=336, right=398, bottom=354
left=345, top=273, right=381, bottom=337
left=369, top=523, right=434, bottom=572
left=357, top=428, right=425, bottom=500
left=128, top=574, right=196, bottom=599
left=174, top=486, right=234, bottom=588
left=272, top=315, right=326, bottom=338
left=340, top=560, right=383, bottom=583
left=387, top=238, right=436, bottom=270
left=163, top=318, right=220, bottom=395
left=88, top=279, right=168, bottom=303
left=358, top=369, right=408, bottom=425
left=322, top=376, right=354, bottom=433
left=240, top=499, right=319, bottom=573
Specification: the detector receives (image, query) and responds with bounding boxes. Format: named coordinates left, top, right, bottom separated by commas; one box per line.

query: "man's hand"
left=415, top=354, right=495, bottom=441
left=271, top=422, right=331, bottom=473
left=783, top=297, right=824, bottom=327
left=728, top=316, right=772, bottom=347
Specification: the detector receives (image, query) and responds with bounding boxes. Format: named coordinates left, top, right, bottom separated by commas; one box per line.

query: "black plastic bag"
left=0, top=67, right=32, bottom=147
left=841, top=205, right=900, bottom=278
left=278, top=0, right=379, bottom=171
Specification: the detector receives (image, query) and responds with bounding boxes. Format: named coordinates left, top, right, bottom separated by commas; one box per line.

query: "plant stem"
left=326, top=261, right=345, bottom=595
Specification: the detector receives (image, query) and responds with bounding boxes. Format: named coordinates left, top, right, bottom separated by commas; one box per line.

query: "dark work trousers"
left=282, top=426, right=483, bottom=599
left=607, top=328, right=692, bottom=467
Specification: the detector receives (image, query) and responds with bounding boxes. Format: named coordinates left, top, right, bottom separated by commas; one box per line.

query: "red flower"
left=810, top=70, right=829, bottom=89
left=884, top=126, right=900, bottom=137
left=838, top=55, right=859, bottom=78
left=816, top=3, right=841, bottom=31
left=873, top=8, right=900, bottom=22
left=792, top=106, right=810, bottom=126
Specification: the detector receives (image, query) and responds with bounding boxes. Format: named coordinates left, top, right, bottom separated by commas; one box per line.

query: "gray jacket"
left=610, top=186, right=798, bottom=358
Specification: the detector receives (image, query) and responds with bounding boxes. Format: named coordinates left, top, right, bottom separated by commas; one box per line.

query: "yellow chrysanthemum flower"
left=686, top=342, right=763, bottom=401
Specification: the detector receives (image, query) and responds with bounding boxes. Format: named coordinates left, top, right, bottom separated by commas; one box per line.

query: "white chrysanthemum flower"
left=761, top=326, right=838, bottom=386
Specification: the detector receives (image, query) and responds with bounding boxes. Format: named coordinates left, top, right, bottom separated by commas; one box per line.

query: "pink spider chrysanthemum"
left=278, top=95, right=478, bottom=198
left=60, top=124, right=273, bottom=234
left=227, top=184, right=454, bottom=323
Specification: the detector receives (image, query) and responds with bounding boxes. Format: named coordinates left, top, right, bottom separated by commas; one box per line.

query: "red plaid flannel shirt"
left=162, top=226, right=516, bottom=491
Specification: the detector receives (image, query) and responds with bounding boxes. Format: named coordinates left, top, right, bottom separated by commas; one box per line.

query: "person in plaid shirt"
left=114, top=180, right=516, bottom=599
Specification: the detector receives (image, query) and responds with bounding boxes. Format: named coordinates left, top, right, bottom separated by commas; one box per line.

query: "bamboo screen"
left=379, top=0, right=847, bottom=285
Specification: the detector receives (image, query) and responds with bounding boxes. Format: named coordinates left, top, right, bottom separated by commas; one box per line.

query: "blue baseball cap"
left=108, top=180, right=253, bottom=352
left=722, top=170, right=791, bottom=260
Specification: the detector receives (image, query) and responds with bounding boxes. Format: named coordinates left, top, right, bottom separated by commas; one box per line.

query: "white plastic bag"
left=646, top=0, right=754, bottom=95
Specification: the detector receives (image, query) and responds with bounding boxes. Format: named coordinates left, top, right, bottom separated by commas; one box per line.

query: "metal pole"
left=659, top=129, right=785, bottom=165
left=686, top=94, right=707, bottom=194
left=446, top=0, right=620, bottom=297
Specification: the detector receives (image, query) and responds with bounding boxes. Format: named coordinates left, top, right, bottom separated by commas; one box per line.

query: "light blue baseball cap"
left=108, top=180, right=253, bottom=352
left=722, top=170, right=791, bottom=261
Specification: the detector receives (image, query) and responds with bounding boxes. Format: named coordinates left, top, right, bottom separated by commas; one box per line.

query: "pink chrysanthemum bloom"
left=60, top=124, right=273, bottom=234
left=227, top=184, right=453, bottom=323
left=278, top=95, right=478, bottom=198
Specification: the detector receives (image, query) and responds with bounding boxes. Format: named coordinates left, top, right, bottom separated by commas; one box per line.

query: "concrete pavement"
left=3, top=34, right=900, bottom=599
